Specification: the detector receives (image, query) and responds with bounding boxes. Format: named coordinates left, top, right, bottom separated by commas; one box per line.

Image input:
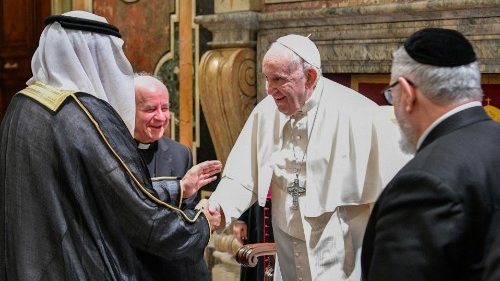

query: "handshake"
left=196, top=199, right=225, bottom=233
left=176, top=159, right=225, bottom=233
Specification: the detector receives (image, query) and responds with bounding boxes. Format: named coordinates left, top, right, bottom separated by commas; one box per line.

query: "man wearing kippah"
left=361, top=28, right=500, bottom=281
left=203, top=34, right=409, bottom=280
left=0, top=11, right=223, bottom=280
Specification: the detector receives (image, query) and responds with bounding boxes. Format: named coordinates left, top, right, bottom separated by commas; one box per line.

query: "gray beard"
left=395, top=109, right=417, bottom=155
left=399, top=131, right=417, bottom=155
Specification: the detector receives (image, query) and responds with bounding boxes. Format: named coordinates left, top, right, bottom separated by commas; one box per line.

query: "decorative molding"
left=215, top=0, right=262, bottom=13
left=199, top=48, right=257, bottom=164
left=209, top=232, right=244, bottom=281
left=213, top=233, right=244, bottom=255
left=258, top=0, right=500, bottom=28
left=120, top=0, right=139, bottom=3
left=235, top=243, right=276, bottom=267
left=197, top=0, right=500, bottom=138
left=254, top=0, right=500, bottom=99
left=194, top=11, right=260, bottom=48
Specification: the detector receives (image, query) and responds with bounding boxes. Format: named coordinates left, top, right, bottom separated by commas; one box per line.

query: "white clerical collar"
left=416, top=101, right=482, bottom=150
left=137, top=142, right=151, bottom=150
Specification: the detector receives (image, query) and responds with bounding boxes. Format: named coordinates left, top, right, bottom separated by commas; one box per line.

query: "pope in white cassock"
left=206, top=34, right=410, bottom=281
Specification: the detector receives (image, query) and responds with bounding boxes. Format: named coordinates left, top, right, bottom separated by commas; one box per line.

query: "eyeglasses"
left=381, top=78, right=415, bottom=105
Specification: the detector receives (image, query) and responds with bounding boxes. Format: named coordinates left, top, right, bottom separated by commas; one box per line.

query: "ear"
left=398, top=77, right=416, bottom=113
left=305, top=68, right=318, bottom=89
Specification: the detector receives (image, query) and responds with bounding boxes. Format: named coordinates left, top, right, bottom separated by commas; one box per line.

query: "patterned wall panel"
left=94, top=0, right=174, bottom=73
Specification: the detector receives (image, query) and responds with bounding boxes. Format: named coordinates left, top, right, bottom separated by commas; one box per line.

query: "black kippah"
left=45, top=15, right=122, bottom=38
left=404, top=28, right=476, bottom=67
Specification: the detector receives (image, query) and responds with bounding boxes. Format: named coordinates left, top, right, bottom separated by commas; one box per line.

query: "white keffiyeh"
left=28, top=10, right=135, bottom=135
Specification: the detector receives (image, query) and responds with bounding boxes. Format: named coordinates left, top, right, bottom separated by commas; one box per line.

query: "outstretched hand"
left=181, top=160, right=222, bottom=198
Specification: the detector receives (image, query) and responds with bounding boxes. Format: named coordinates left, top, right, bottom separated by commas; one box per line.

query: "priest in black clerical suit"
left=361, top=28, right=500, bottom=281
left=134, top=74, right=209, bottom=281
left=138, top=137, right=192, bottom=181
left=137, top=136, right=199, bottom=210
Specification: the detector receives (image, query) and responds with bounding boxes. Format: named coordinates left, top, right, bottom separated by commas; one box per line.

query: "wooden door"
left=0, top=0, right=50, bottom=120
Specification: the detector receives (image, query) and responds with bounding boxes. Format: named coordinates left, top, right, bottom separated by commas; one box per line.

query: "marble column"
left=196, top=11, right=259, bottom=164
left=196, top=5, right=261, bottom=281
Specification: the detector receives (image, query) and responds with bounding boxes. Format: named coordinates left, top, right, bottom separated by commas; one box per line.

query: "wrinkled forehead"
left=263, top=46, right=303, bottom=75
left=264, top=43, right=297, bottom=63
left=137, top=87, right=168, bottom=105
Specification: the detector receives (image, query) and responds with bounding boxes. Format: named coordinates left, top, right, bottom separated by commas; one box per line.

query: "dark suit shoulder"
left=158, top=136, right=191, bottom=155
left=407, top=120, right=499, bottom=193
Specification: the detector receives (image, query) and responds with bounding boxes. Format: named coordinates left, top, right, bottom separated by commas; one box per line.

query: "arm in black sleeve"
left=76, top=96, right=210, bottom=261
left=93, top=149, right=210, bottom=261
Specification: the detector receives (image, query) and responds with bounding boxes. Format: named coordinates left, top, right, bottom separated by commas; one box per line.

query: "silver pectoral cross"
left=287, top=177, right=306, bottom=210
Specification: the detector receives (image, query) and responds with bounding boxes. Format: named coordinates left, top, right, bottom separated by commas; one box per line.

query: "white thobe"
left=210, top=77, right=410, bottom=280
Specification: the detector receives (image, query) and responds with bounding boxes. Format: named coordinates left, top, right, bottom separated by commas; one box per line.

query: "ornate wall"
left=94, top=0, right=220, bottom=170
left=197, top=4, right=500, bottom=278
left=94, top=0, right=173, bottom=73
left=199, top=48, right=257, bottom=163
left=88, top=1, right=500, bottom=280
left=196, top=0, right=500, bottom=164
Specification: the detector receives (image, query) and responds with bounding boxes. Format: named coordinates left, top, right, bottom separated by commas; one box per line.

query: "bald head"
left=134, top=75, right=170, bottom=143
left=134, top=75, right=168, bottom=96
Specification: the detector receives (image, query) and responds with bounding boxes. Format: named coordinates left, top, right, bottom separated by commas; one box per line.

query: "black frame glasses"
left=381, top=78, right=415, bottom=105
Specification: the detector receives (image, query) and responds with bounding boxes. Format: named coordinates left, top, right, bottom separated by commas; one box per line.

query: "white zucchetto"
left=276, top=34, right=321, bottom=69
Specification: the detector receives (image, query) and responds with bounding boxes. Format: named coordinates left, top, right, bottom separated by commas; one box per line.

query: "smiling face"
left=134, top=77, right=170, bottom=143
left=263, top=46, right=314, bottom=116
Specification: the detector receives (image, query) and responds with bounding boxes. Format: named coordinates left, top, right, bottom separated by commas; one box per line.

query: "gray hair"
left=134, top=71, right=161, bottom=81
left=267, top=42, right=322, bottom=86
left=391, top=46, right=483, bottom=105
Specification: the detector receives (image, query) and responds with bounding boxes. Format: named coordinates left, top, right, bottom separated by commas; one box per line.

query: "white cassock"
left=210, top=76, right=410, bottom=281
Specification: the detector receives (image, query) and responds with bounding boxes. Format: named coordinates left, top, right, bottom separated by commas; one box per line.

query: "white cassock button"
left=295, top=252, right=299, bottom=257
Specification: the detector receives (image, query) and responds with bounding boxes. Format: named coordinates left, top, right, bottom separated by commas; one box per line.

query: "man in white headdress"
left=0, top=11, right=222, bottom=280
left=203, top=34, right=409, bottom=280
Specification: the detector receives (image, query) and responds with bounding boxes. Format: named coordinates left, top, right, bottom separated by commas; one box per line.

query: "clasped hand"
left=197, top=199, right=225, bottom=233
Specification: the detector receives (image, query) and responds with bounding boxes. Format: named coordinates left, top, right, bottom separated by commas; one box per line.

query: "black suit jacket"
left=139, top=136, right=192, bottom=178
left=362, top=107, right=500, bottom=281
left=137, top=137, right=209, bottom=281
left=483, top=230, right=500, bottom=281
